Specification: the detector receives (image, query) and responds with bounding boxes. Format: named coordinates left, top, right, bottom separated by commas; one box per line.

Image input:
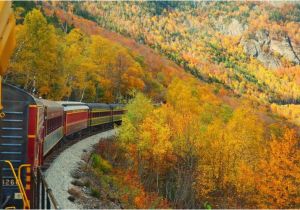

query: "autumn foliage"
left=117, top=78, right=300, bottom=208
left=6, top=9, right=148, bottom=102
left=7, top=3, right=300, bottom=209
left=74, top=1, right=300, bottom=104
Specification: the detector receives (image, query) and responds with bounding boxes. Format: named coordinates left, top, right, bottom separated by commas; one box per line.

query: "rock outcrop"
left=216, top=18, right=299, bottom=70
left=257, top=52, right=281, bottom=69
left=241, top=30, right=281, bottom=69
left=215, top=18, right=248, bottom=36
left=225, top=19, right=248, bottom=36
left=270, top=38, right=300, bottom=64
left=256, top=30, right=271, bottom=46
left=243, top=39, right=260, bottom=57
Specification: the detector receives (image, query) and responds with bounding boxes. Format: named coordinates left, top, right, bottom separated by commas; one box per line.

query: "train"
left=0, top=83, right=126, bottom=208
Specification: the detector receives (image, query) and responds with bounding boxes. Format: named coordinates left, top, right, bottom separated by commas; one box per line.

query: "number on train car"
left=2, top=178, right=16, bottom=186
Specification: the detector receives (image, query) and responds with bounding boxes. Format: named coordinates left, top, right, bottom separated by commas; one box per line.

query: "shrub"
left=91, top=153, right=113, bottom=173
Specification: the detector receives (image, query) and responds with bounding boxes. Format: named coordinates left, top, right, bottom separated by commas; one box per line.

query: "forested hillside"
left=7, top=3, right=160, bottom=102
left=72, top=1, right=300, bottom=104
left=6, top=1, right=300, bottom=209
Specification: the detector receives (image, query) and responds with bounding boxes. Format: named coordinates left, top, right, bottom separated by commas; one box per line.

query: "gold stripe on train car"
left=66, top=109, right=88, bottom=114
left=91, top=116, right=112, bottom=126
left=91, top=109, right=111, bottom=112
left=67, top=119, right=88, bottom=126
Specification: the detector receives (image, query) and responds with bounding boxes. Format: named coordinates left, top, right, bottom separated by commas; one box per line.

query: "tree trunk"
left=156, top=172, right=159, bottom=194
left=80, top=86, right=86, bottom=102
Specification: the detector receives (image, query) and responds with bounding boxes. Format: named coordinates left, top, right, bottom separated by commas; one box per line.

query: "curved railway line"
left=0, top=83, right=125, bottom=209
left=42, top=127, right=113, bottom=171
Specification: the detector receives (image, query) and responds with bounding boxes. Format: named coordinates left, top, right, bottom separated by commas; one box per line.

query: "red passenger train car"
left=57, top=102, right=89, bottom=136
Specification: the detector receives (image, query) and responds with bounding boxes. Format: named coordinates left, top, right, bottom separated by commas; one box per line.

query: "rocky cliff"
left=221, top=18, right=300, bottom=70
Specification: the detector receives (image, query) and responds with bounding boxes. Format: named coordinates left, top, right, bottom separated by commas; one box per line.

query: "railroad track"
left=41, top=127, right=113, bottom=171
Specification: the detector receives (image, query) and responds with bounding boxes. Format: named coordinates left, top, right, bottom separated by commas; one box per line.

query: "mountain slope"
left=42, top=2, right=241, bottom=104
left=41, top=1, right=300, bottom=127
left=70, top=1, right=300, bottom=104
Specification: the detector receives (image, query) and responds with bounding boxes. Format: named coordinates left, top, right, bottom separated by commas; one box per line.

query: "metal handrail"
left=18, top=164, right=30, bottom=184
left=33, top=167, right=60, bottom=209
left=4, top=161, right=30, bottom=209
left=38, top=168, right=60, bottom=209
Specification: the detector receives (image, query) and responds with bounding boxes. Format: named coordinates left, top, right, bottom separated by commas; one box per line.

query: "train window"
left=101, top=111, right=111, bottom=117
left=46, top=116, right=63, bottom=135
left=113, top=110, right=124, bottom=115
left=92, top=111, right=111, bottom=117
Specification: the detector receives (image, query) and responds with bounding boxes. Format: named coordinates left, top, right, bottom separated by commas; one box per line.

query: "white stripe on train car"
left=63, top=105, right=89, bottom=111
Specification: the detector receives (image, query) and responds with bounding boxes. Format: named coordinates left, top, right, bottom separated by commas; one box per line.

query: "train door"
left=36, top=105, right=44, bottom=167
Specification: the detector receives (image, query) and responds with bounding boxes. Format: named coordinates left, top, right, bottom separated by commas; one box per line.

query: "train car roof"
left=3, top=83, right=64, bottom=119
left=86, top=103, right=110, bottom=109
left=37, top=99, right=63, bottom=108
left=56, top=101, right=87, bottom=106
left=63, top=105, right=89, bottom=111
left=36, top=99, right=63, bottom=119
left=56, top=101, right=89, bottom=111
left=3, top=83, right=36, bottom=103
left=109, top=104, right=126, bottom=108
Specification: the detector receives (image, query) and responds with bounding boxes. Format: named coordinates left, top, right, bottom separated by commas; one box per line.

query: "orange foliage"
left=254, top=129, right=300, bottom=208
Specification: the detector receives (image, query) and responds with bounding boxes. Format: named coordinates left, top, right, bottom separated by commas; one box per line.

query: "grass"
left=91, top=153, right=112, bottom=174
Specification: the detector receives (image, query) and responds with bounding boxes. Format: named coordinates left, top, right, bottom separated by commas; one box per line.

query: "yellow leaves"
left=11, top=8, right=148, bottom=102
left=139, top=107, right=172, bottom=162
left=166, top=78, right=201, bottom=115
left=87, top=35, right=145, bottom=102
left=117, top=77, right=299, bottom=208
left=196, top=105, right=265, bottom=204
left=271, top=104, right=300, bottom=127
left=119, top=93, right=152, bottom=142
left=80, top=0, right=300, bottom=104
left=126, top=92, right=154, bottom=125
left=119, top=117, right=138, bottom=146
left=39, top=86, right=51, bottom=96
left=9, top=9, right=66, bottom=99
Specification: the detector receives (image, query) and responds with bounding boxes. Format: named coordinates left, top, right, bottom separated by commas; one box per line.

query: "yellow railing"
left=5, top=206, right=16, bottom=209
left=4, top=161, right=30, bottom=209
left=18, top=164, right=30, bottom=184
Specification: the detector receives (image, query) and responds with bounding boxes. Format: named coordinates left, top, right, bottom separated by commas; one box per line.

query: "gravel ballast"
left=44, top=130, right=116, bottom=209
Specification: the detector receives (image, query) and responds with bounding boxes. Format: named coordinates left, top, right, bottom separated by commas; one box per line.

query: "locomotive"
left=0, top=83, right=126, bottom=208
